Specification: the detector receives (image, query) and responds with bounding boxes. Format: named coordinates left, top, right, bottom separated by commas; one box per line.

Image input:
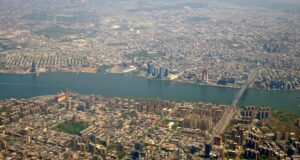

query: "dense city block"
left=0, top=93, right=299, bottom=159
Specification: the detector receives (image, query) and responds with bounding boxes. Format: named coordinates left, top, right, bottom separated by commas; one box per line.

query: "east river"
left=0, top=72, right=299, bottom=114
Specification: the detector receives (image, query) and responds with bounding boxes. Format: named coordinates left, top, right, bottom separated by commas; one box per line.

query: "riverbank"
left=0, top=67, right=98, bottom=75
left=124, top=69, right=241, bottom=89
left=7, top=92, right=300, bottom=117
left=106, top=65, right=137, bottom=74
left=130, top=70, right=300, bottom=91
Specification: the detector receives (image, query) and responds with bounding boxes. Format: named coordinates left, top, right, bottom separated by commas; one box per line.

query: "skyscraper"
left=205, top=143, right=212, bottom=158
left=147, top=63, right=153, bottom=74
left=202, top=68, right=208, bottom=83
left=158, top=67, right=163, bottom=78
left=158, top=67, right=166, bottom=79
left=31, top=61, right=37, bottom=73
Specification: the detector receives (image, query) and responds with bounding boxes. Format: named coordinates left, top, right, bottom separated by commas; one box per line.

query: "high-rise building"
left=202, top=68, right=208, bottom=83
left=158, top=67, right=169, bottom=79
left=183, top=114, right=212, bottom=130
left=134, top=142, right=143, bottom=151
left=153, top=68, right=159, bottom=77
left=147, top=63, right=153, bottom=74
left=165, top=68, right=169, bottom=77
left=132, top=56, right=137, bottom=64
left=214, top=136, right=222, bottom=146
left=205, top=144, right=212, bottom=158
left=284, top=132, right=290, bottom=141
left=158, top=67, right=165, bottom=79
left=296, top=118, right=300, bottom=127
left=31, top=61, right=37, bottom=73
left=275, top=131, right=281, bottom=141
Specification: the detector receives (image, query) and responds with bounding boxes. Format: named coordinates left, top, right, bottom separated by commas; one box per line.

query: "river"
left=0, top=72, right=299, bottom=114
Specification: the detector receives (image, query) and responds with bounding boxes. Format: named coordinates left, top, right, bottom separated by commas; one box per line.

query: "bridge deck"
left=210, top=72, right=256, bottom=144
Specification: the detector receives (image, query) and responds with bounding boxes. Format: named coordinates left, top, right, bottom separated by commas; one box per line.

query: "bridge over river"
left=210, top=72, right=256, bottom=144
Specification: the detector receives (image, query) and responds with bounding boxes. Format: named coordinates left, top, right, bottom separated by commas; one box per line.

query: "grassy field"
left=262, top=110, right=299, bottom=136
left=272, top=110, right=298, bottom=122
left=56, top=119, right=88, bottom=135
left=0, top=106, right=10, bottom=117
left=118, top=152, right=127, bottom=159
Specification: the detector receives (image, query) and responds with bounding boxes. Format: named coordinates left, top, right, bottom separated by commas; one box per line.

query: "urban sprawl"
left=1, top=93, right=300, bottom=159
left=0, top=0, right=299, bottom=90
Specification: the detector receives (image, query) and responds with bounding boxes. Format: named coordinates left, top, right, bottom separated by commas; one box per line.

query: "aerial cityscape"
left=0, top=0, right=299, bottom=159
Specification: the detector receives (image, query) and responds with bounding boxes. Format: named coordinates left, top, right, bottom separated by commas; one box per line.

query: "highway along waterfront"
left=0, top=71, right=299, bottom=114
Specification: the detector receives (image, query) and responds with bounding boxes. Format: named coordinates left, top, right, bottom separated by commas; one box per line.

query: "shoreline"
left=124, top=71, right=300, bottom=91
left=131, top=72, right=241, bottom=89
left=6, top=93, right=300, bottom=116
left=0, top=67, right=98, bottom=75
